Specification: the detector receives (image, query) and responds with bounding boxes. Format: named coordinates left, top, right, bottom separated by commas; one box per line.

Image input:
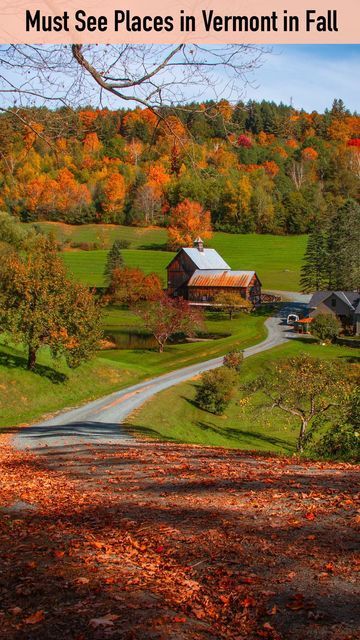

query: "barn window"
left=331, top=298, right=336, bottom=308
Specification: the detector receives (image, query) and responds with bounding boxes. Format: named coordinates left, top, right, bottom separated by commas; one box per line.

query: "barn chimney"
left=194, top=236, right=204, bottom=252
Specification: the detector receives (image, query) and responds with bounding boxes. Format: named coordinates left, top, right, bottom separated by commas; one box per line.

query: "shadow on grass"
left=0, top=348, right=68, bottom=384
left=338, top=355, right=360, bottom=363
left=126, top=414, right=294, bottom=454
left=124, top=422, right=178, bottom=442
left=194, top=421, right=294, bottom=453
left=285, top=335, right=318, bottom=345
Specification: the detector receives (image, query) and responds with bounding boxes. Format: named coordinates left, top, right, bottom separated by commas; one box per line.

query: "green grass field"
left=126, top=338, right=360, bottom=454
left=31, top=222, right=168, bottom=249
left=29, top=222, right=307, bottom=290
left=100, top=309, right=267, bottom=378
left=63, top=249, right=173, bottom=286
left=1, top=310, right=266, bottom=428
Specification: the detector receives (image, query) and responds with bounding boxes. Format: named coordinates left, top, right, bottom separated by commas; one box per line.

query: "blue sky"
left=0, top=44, right=358, bottom=113
left=242, top=45, right=359, bottom=112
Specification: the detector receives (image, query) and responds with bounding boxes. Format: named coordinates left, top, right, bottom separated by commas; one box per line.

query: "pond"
left=102, top=330, right=230, bottom=350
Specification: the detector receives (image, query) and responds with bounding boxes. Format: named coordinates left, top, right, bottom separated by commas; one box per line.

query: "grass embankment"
left=1, top=310, right=266, bottom=428
left=126, top=338, right=360, bottom=454
left=31, top=222, right=307, bottom=291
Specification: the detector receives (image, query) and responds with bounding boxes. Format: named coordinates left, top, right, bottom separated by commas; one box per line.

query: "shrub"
left=195, top=367, right=238, bottom=415
left=311, top=389, right=360, bottom=461
left=70, top=241, right=101, bottom=251
left=313, top=423, right=360, bottom=461
left=311, top=314, right=341, bottom=343
left=115, top=238, right=130, bottom=249
left=223, top=349, right=244, bottom=372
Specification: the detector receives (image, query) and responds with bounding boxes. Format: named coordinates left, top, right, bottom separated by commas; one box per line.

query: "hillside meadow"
left=0, top=310, right=266, bottom=428
left=29, top=222, right=307, bottom=290
left=126, top=338, right=360, bottom=454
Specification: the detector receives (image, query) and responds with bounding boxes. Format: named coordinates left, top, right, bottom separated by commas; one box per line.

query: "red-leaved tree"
left=133, top=294, right=204, bottom=352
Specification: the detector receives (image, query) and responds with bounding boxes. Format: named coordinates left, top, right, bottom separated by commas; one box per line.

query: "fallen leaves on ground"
left=0, top=434, right=359, bottom=639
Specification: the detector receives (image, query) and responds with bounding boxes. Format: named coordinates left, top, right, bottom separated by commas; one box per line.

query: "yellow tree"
left=213, top=291, right=252, bottom=319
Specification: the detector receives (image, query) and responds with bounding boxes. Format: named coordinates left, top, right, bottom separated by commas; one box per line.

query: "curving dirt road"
left=13, top=302, right=308, bottom=452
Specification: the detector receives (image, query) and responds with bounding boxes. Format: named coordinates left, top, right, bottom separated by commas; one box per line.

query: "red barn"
left=166, top=237, right=261, bottom=304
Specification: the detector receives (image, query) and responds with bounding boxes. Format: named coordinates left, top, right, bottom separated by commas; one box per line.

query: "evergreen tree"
left=104, top=240, right=124, bottom=284
left=300, top=228, right=329, bottom=292
left=327, top=199, right=360, bottom=290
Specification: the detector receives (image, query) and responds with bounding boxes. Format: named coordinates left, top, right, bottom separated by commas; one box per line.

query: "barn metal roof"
left=182, top=248, right=230, bottom=270
left=188, top=269, right=257, bottom=288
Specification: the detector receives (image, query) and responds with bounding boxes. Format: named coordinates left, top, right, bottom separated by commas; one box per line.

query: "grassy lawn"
left=99, top=309, right=267, bottom=378
left=63, top=249, right=173, bottom=286
left=30, top=222, right=168, bottom=249
left=209, top=232, right=307, bottom=291
left=30, top=222, right=307, bottom=290
left=0, top=341, right=138, bottom=428
left=126, top=338, right=360, bottom=454
left=1, top=310, right=266, bottom=428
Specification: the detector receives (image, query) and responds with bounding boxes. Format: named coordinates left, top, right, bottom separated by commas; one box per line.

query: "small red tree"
left=237, top=134, right=253, bottom=148
left=134, top=294, right=204, bottom=352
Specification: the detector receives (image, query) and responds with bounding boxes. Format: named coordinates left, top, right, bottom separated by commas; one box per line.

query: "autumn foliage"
left=0, top=235, right=102, bottom=369
left=237, top=134, right=253, bottom=148
left=100, top=173, right=126, bottom=222
left=0, top=98, right=359, bottom=234
left=168, top=199, right=212, bottom=250
left=134, top=294, right=204, bottom=352
left=108, top=266, right=162, bottom=306
left=1, top=432, right=358, bottom=640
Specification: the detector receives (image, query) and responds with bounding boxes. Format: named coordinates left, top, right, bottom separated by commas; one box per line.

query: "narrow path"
left=13, top=306, right=301, bottom=452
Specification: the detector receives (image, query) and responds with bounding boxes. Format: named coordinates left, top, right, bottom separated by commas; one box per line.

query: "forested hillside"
left=0, top=98, right=359, bottom=234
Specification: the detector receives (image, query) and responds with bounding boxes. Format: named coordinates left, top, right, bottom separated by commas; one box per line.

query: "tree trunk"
left=297, top=419, right=308, bottom=453
left=27, top=346, right=37, bottom=371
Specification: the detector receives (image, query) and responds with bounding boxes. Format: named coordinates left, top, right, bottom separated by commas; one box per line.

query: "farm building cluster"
left=166, top=238, right=359, bottom=335
left=308, top=290, right=360, bottom=336
left=166, top=238, right=261, bottom=305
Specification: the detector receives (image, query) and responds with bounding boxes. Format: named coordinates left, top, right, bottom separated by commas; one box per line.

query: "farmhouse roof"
left=309, top=290, right=360, bottom=311
left=181, top=247, right=230, bottom=270
left=188, top=269, right=258, bottom=288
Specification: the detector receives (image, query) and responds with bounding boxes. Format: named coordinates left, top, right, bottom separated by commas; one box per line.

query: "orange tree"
left=133, top=294, right=204, bottom=352
left=167, top=199, right=212, bottom=249
left=108, top=267, right=162, bottom=306
left=0, top=236, right=102, bottom=370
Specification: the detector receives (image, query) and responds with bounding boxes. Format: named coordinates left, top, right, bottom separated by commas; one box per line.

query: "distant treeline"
left=0, top=98, right=359, bottom=234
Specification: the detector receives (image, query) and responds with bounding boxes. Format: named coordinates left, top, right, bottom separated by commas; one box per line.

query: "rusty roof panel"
left=188, top=270, right=256, bottom=288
